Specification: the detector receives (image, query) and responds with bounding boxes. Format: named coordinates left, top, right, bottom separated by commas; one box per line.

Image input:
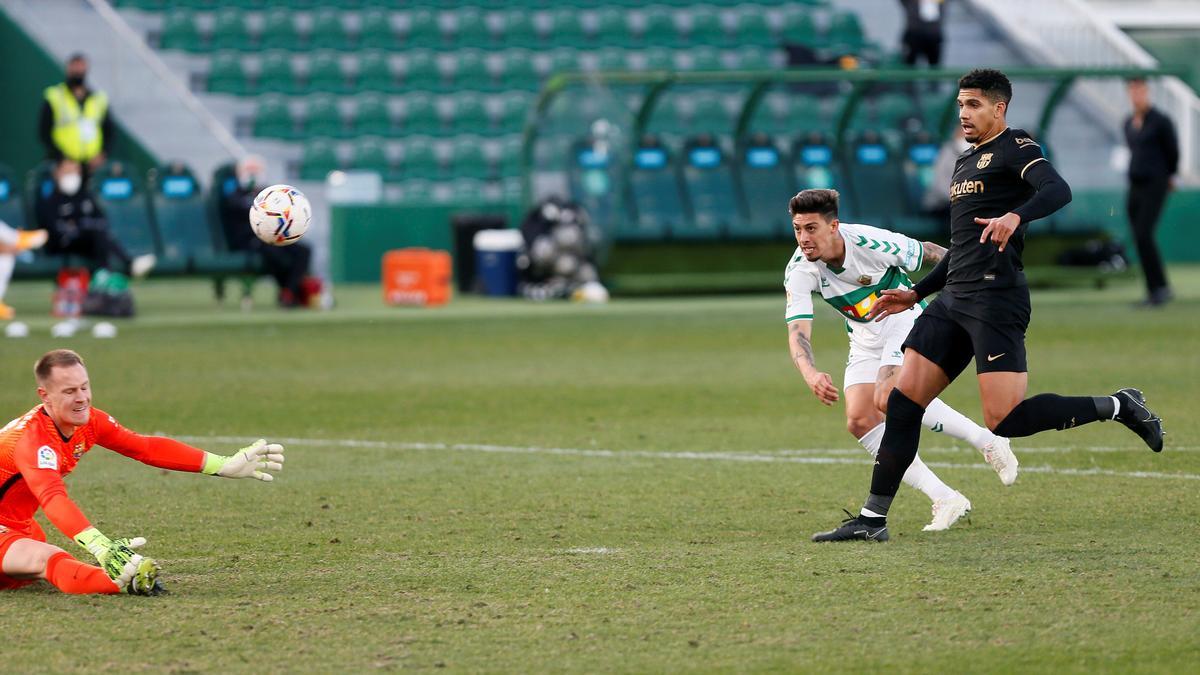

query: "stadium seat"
left=356, top=51, right=395, bottom=92
left=358, top=10, right=396, bottom=50
left=399, top=137, right=438, bottom=180
left=402, top=10, right=439, bottom=48
left=592, top=8, right=631, bottom=47
left=732, top=11, right=772, bottom=46
left=497, top=49, right=540, bottom=91
left=300, top=139, right=340, bottom=180
left=256, top=52, right=299, bottom=95
left=400, top=94, right=439, bottom=135
left=496, top=135, right=524, bottom=178
left=842, top=130, right=907, bottom=227
left=737, top=134, right=794, bottom=238
left=309, top=8, right=352, bottom=51
left=678, top=135, right=739, bottom=239
left=691, top=95, right=732, bottom=134
left=500, top=10, right=539, bottom=49
left=449, top=137, right=491, bottom=180
left=548, top=9, right=587, bottom=48
left=306, top=52, right=347, bottom=93
left=497, top=92, right=532, bottom=134
left=793, top=132, right=840, bottom=195
left=683, top=46, right=722, bottom=71
left=449, top=93, right=489, bottom=135
left=450, top=49, right=491, bottom=91
left=685, top=6, right=726, bottom=47
left=259, top=9, right=302, bottom=51
left=402, top=50, right=440, bottom=90
left=91, top=162, right=159, bottom=260
left=547, top=50, right=580, bottom=78
left=160, top=11, right=204, bottom=52
left=210, top=8, right=253, bottom=52
left=352, top=94, right=393, bottom=136
left=634, top=7, right=677, bottom=47
left=567, top=138, right=621, bottom=235
left=252, top=95, right=297, bottom=139
left=638, top=47, right=675, bottom=72
left=303, top=94, right=345, bottom=138
left=0, top=163, right=26, bottom=231
left=826, top=10, right=865, bottom=52
left=626, top=136, right=689, bottom=240
left=148, top=162, right=239, bottom=275
left=876, top=93, right=923, bottom=131
left=592, top=48, right=629, bottom=73
left=732, top=47, right=771, bottom=71
left=207, top=53, right=250, bottom=95
left=350, top=137, right=392, bottom=177
left=780, top=9, right=818, bottom=44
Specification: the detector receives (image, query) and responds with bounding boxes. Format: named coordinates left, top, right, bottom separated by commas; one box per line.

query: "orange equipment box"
left=382, top=248, right=452, bottom=306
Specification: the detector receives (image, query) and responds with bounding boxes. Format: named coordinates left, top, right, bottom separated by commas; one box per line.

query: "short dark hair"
left=35, top=349, right=84, bottom=384
left=67, top=53, right=87, bottom=64
left=788, top=189, right=839, bottom=221
left=958, top=68, right=1013, bottom=105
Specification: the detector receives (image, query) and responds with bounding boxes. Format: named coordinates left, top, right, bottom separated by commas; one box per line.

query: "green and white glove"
left=202, top=439, right=285, bottom=481
left=74, top=526, right=146, bottom=582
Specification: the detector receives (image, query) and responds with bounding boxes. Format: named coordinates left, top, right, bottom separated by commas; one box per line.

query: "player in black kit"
left=812, top=69, right=1166, bottom=543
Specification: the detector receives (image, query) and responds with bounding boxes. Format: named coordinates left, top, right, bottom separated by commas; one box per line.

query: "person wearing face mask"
left=218, top=155, right=313, bottom=308
left=35, top=159, right=155, bottom=279
left=40, top=54, right=114, bottom=180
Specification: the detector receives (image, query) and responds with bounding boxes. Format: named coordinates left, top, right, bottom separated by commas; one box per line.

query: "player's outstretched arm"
left=202, top=439, right=285, bottom=481
left=787, top=320, right=839, bottom=405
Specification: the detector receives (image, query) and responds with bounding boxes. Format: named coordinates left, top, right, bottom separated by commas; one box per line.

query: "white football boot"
left=982, top=436, right=1019, bottom=486
left=923, top=492, right=972, bottom=531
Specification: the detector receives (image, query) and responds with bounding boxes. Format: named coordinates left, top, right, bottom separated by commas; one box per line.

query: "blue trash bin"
left=473, top=229, right=524, bottom=296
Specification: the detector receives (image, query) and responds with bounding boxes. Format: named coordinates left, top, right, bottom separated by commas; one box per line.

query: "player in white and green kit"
left=784, top=189, right=1018, bottom=531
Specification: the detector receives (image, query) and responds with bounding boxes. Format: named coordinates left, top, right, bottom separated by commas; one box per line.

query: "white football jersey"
left=784, top=222, right=925, bottom=337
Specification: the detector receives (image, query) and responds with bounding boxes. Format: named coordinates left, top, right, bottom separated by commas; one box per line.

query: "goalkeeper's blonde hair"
left=35, top=349, right=85, bottom=384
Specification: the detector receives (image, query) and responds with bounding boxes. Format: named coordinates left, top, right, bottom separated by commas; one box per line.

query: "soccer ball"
left=249, top=184, right=311, bottom=246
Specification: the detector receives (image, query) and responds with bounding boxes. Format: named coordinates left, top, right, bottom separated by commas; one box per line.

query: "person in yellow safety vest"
left=39, top=53, right=114, bottom=175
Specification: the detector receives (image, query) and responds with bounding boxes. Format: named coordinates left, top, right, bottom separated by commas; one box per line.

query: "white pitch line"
left=172, top=434, right=1200, bottom=482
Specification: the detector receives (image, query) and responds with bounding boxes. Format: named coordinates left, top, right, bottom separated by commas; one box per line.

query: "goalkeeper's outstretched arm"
left=95, top=415, right=284, bottom=481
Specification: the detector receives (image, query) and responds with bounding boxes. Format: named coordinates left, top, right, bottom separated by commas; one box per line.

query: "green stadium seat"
left=256, top=52, right=299, bottom=95
left=639, top=47, right=675, bottom=72
left=781, top=9, right=817, bottom=44
left=303, top=94, right=345, bottom=138
left=449, top=94, right=489, bottom=135
left=352, top=94, right=393, bottom=136
left=259, top=9, right=302, bottom=51
left=350, top=137, right=392, bottom=177
left=160, top=11, right=204, bottom=52
left=450, top=8, right=488, bottom=48
left=685, top=6, right=725, bottom=47
left=501, top=10, right=539, bottom=49
left=684, top=46, right=722, bottom=71
left=401, top=94, right=439, bottom=135
left=548, top=9, right=587, bottom=48
left=636, top=6, right=678, bottom=47
left=120, top=0, right=165, bottom=9
left=592, top=8, right=631, bottom=47
left=169, top=0, right=216, bottom=8
left=497, top=49, right=539, bottom=91
left=626, top=137, right=689, bottom=240
left=690, top=95, right=731, bottom=134
left=732, top=11, right=772, bottom=46
left=732, top=47, right=771, bottom=71
left=356, top=51, right=395, bottom=92
left=358, top=10, right=396, bottom=50
left=678, top=135, right=739, bottom=239
left=403, top=10, right=439, bottom=48
left=547, top=49, right=580, bottom=78
left=399, top=137, right=438, bottom=180
left=497, top=92, right=531, bottom=134
left=252, top=95, right=297, bottom=139
left=449, top=137, right=491, bottom=179
left=402, top=50, right=440, bottom=90
left=207, top=53, right=249, bottom=95
left=92, top=162, right=159, bottom=259
left=826, top=10, right=865, bottom=51
left=450, top=49, right=491, bottom=91
left=309, top=9, right=351, bottom=51
left=593, top=48, right=628, bottom=73
left=211, top=8, right=253, bottom=51
left=496, top=135, right=524, bottom=178
left=876, top=93, right=922, bottom=130
left=737, top=134, right=794, bottom=238
left=300, top=139, right=340, bottom=180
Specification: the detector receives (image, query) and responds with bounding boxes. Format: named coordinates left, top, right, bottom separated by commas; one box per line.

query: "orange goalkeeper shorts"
left=0, top=521, right=46, bottom=591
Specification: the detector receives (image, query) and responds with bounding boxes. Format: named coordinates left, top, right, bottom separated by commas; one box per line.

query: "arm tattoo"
left=791, top=328, right=815, bottom=368
left=921, top=241, right=946, bottom=265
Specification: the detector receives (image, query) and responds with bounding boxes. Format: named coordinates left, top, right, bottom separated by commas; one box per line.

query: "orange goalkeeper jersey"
left=0, top=405, right=206, bottom=538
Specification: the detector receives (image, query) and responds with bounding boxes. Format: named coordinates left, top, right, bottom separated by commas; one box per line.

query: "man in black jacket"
left=1124, top=78, right=1178, bottom=307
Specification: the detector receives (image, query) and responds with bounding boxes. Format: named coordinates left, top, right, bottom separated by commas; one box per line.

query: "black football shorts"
left=902, top=286, right=1031, bottom=378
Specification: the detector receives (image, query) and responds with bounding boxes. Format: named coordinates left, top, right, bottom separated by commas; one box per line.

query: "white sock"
left=1109, top=396, right=1121, bottom=420
left=857, top=423, right=957, bottom=502
left=0, top=252, right=13, bottom=301
left=924, top=397, right=994, bottom=449
left=860, top=508, right=887, bottom=519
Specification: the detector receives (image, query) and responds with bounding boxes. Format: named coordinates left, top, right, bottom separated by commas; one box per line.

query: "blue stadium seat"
left=737, top=134, right=794, bottom=238
left=841, top=130, right=907, bottom=228
left=792, top=132, right=840, bottom=196
left=678, top=134, right=738, bottom=239
left=0, top=163, right=27, bottom=230
left=626, top=137, right=688, bottom=240
left=92, top=162, right=159, bottom=260
left=567, top=138, right=621, bottom=235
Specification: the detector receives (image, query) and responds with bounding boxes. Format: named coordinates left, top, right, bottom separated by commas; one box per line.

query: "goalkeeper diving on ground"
left=0, top=349, right=284, bottom=595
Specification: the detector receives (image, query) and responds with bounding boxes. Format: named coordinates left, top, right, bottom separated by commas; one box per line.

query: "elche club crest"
left=858, top=275, right=872, bottom=286
left=977, top=153, right=993, bottom=169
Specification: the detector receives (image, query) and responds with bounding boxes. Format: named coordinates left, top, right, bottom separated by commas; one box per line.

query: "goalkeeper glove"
left=202, top=439, right=285, bottom=481
left=74, top=526, right=146, bottom=581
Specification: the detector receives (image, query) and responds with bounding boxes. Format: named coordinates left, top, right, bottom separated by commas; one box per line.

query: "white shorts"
left=843, top=307, right=920, bottom=388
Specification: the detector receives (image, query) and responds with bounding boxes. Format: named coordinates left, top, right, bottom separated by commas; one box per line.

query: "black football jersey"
left=946, top=127, right=1049, bottom=290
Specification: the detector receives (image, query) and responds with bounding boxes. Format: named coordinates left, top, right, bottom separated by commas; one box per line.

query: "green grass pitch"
left=0, top=271, right=1196, bottom=672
